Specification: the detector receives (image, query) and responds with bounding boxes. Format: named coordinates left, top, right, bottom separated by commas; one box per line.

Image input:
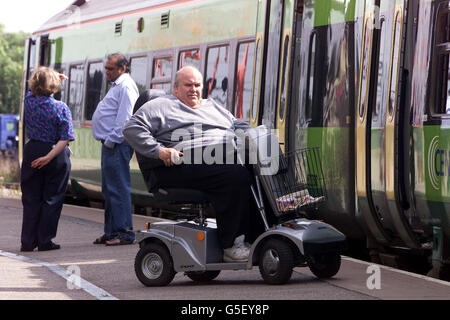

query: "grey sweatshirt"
left=122, top=95, right=251, bottom=159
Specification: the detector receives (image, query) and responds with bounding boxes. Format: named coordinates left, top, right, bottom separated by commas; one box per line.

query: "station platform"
left=0, top=197, right=449, bottom=301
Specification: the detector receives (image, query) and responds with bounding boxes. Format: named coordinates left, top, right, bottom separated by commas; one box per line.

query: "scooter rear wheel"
left=135, top=242, right=176, bottom=286
left=186, top=270, right=221, bottom=282
left=258, top=239, right=294, bottom=285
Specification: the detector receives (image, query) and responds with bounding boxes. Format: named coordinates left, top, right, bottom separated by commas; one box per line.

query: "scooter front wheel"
left=258, top=239, right=294, bottom=285
left=185, top=270, right=221, bottom=282
left=135, top=242, right=176, bottom=286
left=307, top=253, right=341, bottom=278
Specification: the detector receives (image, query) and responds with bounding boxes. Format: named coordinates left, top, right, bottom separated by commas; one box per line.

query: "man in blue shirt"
left=92, top=53, right=139, bottom=246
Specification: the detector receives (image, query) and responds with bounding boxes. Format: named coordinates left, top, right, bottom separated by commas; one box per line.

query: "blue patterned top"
left=24, top=91, right=75, bottom=143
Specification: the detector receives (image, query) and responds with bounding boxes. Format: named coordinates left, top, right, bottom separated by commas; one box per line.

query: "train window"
left=179, top=49, right=201, bottom=70
left=448, top=64, right=450, bottom=114
left=447, top=56, right=450, bottom=114
left=205, top=45, right=229, bottom=106
left=389, top=13, right=402, bottom=117
left=68, top=64, right=85, bottom=123
left=251, top=39, right=262, bottom=123
left=435, top=8, right=450, bottom=114
left=234, top=42, right=255, bottom=120
left=153, top=57, right=172, bottom=79
left=85, top=62, right=104, bottom=121
left=436, top=10, right=450, bottom=44
left=152, top=56, right=173, bottom=94
left=130, top=57, right=148, bottom=94
left=279, top=35, right=290, bottom=120
left=359, top=18, right=372, bottom=119
left=305, top=33, right=316, bottom=122
left=436, top=52, right=450, bottom=114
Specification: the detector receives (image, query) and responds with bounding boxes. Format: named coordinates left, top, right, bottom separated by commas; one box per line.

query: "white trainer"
left=223, top=235, right=250, bottom=262
left=234, top=234, right=252, bottom=249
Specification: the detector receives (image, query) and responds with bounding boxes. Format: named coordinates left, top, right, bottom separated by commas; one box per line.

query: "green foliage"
left=0, top=24, right=29, bottom=114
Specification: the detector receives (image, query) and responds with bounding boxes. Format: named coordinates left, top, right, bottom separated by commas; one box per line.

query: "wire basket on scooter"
left=256, top=147, right=326, bottom=217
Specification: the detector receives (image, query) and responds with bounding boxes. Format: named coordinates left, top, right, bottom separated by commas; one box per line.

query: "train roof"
left=34, top=0, right=179, bottom=35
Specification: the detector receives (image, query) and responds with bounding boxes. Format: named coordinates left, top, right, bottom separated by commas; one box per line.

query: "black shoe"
left=38, top=242, right=61, bottom=251
left=20, top=246, right=36, bottom=252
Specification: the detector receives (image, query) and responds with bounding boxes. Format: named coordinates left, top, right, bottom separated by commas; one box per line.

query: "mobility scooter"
left=133, top=124, right=347, bottom=286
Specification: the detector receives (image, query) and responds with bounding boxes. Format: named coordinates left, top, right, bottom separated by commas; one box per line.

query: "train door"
left=260, top=0, right=285, bottom=131
left=356, top=1, right=389, bottom=245
left=275, top=1, right=295, bottom=152
left=249, top=0, right=266, bottom=128
left=255, top=0, right=296, bottom=152
left=357, top=0, right=420, bottom=248
left=18, top=37, right=37, bottom=163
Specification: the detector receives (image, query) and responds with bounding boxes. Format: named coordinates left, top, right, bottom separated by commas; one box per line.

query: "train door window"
left=262, top=0, right=285, bottom=128
left=234, top=41, right=255, bottom=120
left=388, top=12, right=402, bottom=117
left=279, top=35, right=290, bottom=120
left=435, top=7, right=450, bottom=114
left=130, top=56, right=148, bottom=94
left=85, top=62, right=104, bottom=121
left=179, top=49, right=201, bottom=70
left=28, top=38, right=37, bottom=78
left=373, top=19, right=386, bottom=123
left=359, top=18, right=373, bottom=118
left=39, top=35, right=50, bottom=66
left=251, top=39, right=262, bottom=124
left=205, top=45, right=229, bottom=106
left=305, top=33, right=316, bottom=122
left=68, top=64, right=85, bottom=123
left=151, top=56, right=173, bottom=94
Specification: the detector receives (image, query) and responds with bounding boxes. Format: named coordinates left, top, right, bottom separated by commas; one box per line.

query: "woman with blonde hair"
left=20, top=66, right=75, bottom=252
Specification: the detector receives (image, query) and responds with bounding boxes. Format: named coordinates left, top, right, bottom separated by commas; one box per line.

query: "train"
left=19, top=0, right=449, bottom=280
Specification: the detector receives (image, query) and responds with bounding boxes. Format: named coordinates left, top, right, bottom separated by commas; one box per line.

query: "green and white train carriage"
left=21, top=0, right=260, bottom=211
left=21, top=0, right=450, bottom=279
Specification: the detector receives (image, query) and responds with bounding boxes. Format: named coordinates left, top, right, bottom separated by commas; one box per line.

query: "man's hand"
left=158, top=148, right=183, bottom=166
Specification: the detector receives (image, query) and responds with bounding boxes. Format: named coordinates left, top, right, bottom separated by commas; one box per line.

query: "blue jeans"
left=101, top=141, right=135, bottom=240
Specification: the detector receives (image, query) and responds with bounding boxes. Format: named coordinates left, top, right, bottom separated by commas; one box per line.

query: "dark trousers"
left=20, top=140, right=71, bottom=249
left=153, top=163, right=265, bottom=249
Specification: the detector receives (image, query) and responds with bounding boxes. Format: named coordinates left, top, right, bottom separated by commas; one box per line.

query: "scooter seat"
left=153, top=188, right=211, bottom=204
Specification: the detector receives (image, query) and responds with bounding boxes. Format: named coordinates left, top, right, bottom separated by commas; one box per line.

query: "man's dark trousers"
left=20, top=140, right=71, bottom=250
left=153, top=163, right=263, bottom=249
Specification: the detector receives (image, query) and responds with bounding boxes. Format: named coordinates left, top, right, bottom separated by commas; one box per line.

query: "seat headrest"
left=133, top=89, right=166, bottom=114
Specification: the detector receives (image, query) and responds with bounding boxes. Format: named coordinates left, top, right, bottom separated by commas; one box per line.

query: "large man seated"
left=123, top=66, right=260, bottom=262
